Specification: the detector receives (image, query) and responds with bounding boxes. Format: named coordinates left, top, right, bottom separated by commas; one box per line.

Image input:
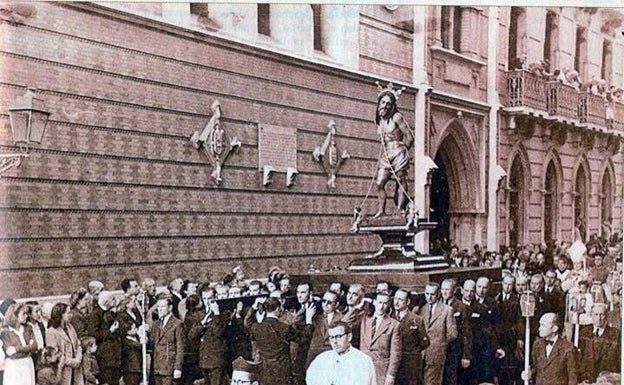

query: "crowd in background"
left=0, top=232, right=621, bottom=385
left=510, top=56, right=624, bottom=103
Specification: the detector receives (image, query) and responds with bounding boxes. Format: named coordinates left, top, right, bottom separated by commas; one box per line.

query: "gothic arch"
left=599, top=159, right=616, bottom=237
left=541, top=149, right=563, bottom=244
left=506, top=144, right=531, bottom=247
left=572, top=154, right=592, bottom=242
left=433, top=119, right=480, bottom=212
left=430, top=118, right=481, bottom=248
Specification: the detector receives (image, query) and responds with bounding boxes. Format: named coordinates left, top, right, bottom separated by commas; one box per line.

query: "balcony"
left=506, top=70, right=547, bottom=112
left=611, top=101, right=624, bottom=133
left=546, top=81, right=579, bottom=122
left=504, top=70, right=623, bottom=136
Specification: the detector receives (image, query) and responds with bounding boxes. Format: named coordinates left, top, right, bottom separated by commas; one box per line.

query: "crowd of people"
left=0, top=234, right=621, bottom=385
left=510, top=56, right=624, bottom=103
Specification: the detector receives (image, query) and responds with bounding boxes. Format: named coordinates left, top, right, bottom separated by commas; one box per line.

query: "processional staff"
left=520, top=290, right=536, bottom=385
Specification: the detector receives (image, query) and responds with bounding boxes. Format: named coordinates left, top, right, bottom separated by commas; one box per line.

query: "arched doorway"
left=430, top=152, right=450, bottom=247
left=508, top=156, right=526, bottom=248
left=543, top=161, right=559, bottom=244
left=574, top=166, right=588, bottom=241
left=429, top=122, right=480, bottom=250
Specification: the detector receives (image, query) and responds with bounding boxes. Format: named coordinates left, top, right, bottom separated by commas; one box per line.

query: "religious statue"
left=312, top=120, right=350, bottom=189
left=373, top=82, right=414, bottom=218
left=190, top=100, right=241, bottom=185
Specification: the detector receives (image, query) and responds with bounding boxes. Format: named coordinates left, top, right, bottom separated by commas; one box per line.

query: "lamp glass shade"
left=9, top=109, right=29, bottom=143
left=520, top=291, right=535, bottom=317
left=29, top=110, right=49, bottom=144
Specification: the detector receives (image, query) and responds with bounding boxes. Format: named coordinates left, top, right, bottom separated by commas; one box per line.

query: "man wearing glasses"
left=306, top=321, right=377, bottom=385
left=305, top=291, right=343, bottom=367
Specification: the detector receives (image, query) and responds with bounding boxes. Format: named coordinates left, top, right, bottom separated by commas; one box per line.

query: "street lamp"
left=519, top=290, right=536, bottom=385
left=2, top=88, right=49, bottom=176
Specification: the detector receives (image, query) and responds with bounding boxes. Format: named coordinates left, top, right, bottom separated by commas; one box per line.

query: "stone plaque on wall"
left=258, top=124, right=297, bottom=172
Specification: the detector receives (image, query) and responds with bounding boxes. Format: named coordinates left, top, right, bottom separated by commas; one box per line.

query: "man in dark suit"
left=419, top=282, right=457, bottom=385
left=542, top=269, right=565, bottom=317
left=306, top=291, right=343, bottom=367
left=459, top=279, right=504, bottom=385
left=341, top=283, right=374, bottom=349
left=523, top=312, right=578, bottom=385
left=291, top=281, right=317, bottom=385
left=151, top=296, right=184, bottom=385
left=440, top=279, right=471, bottom=385
left=360, top=292, right=402, bottom=385
left=190, top=285, right=228, bottom=385
left=493, top=275, right=522, bottom=385
left=578, top=303, right=621, bottom=382
left=393, top=288, right=429, bottom=385
left=86, top=291, right=123, bottom=385
left=251, top=297, right=314, bottom=385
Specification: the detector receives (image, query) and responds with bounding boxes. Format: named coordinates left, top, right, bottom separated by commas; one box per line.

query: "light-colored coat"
left=359, top=315, right=402, bottom=385
left=418, top=302, right=457, bottom=385
left=46, top=324, right=84, bottom=385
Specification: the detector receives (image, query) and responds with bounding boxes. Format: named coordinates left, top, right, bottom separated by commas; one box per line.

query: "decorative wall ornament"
left=312, top=120, right=350, bottom=189
left=286, top=167, right=298, bottom=188
left=190, top=100, right=241, bottom=185
left=262, top=165, right=275, bottom=187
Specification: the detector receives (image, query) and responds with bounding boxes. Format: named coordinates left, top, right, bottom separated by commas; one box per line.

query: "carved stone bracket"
left=544, top=121, right=567, bottom=147
left=312, top=120, right=350, bottom=189
left=190, top=100, right=241, bottom=186
left=607, top=135, right=621, bottom=155
left=581, top=131, right=596, bottom=151
left=509, top=115, right=536, bottom=139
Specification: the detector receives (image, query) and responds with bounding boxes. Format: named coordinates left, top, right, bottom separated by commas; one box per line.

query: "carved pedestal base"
left=350, top=216, right=449, bottom=272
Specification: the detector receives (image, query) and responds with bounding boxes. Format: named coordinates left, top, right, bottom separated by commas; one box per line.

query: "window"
left=258, top=4, right=270, bottom=36
left=509, top=156, right=525, bottom=247
left=311, top=4, right=323, bottom=51
left=601, top=40, right=612, bottom=85
left=441, top=6, right=462, bottom=52
left=574, top=166, right=587, bottom=242
left=543, top=161, right=558, bottom=244
left=574, top=26, right=587, bottom=79
left=508, top=7, right=526, bottom=69
left=543, top=11, right=558, bottom=72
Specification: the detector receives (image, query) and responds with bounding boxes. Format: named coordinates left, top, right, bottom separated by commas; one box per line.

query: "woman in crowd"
left=69, top=288, right=92, bottom=338
left=0, top=303, right=38, bottom=385
left=46, top=303, right=84, bottom=385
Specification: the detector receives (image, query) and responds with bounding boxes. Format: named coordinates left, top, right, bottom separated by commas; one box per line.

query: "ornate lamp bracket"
left=312, top=120, right=350, bottom=189
left=190, top=100, right=241, bottom=186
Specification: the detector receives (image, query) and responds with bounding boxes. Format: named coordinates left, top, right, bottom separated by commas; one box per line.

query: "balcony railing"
left=547, top=81, right=579, bottom=120
left=612, top=101, right=624, bottom=133
left=506, top=70, right=547, bottom=111
left=505, top=70, right=624, bottom=135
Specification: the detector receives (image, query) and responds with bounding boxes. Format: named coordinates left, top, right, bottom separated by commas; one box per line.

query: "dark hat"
left=0, top=299, right=16, bottom=317
left=232, top=356, right=261, bottom=377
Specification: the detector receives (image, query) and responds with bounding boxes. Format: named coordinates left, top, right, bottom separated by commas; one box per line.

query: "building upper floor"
left=96, top=3, right=624, bottom=132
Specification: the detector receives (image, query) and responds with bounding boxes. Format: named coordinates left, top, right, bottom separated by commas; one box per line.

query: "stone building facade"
left=0, top=3, right=621, bottom=297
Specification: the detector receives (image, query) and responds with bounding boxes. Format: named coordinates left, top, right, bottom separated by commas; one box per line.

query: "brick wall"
left=0, top=3, right=416, bottom=297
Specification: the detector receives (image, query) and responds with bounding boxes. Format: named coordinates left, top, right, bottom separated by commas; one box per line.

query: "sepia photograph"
left=0, top=2, right=622, bottom=385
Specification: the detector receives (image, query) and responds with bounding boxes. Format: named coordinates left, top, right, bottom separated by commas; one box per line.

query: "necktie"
left=371, top=317, right=377, bottom=339
left=594, top=328, right=600, bottom=337
left=428, top=304, right=434, bottom=324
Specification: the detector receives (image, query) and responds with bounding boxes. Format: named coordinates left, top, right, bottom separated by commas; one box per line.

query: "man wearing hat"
left=231, top=356, right=261, bottom=385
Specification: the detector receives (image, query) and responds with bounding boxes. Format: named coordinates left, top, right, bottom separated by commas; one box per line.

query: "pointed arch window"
left=574, top=166, right=588, bottom=242
left=509, top=156, right=526, bottom=247
left=544, top=161, right=559, bottom=244
left=600, top=171, right=613, bottom=239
